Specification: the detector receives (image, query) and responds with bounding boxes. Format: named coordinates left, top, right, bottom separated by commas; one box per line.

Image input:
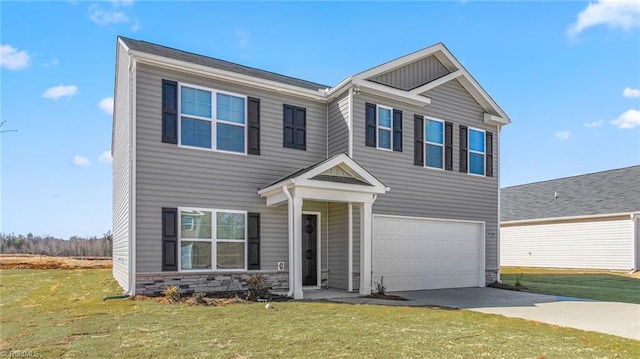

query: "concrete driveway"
left=329, top=287, right=640, bottom=340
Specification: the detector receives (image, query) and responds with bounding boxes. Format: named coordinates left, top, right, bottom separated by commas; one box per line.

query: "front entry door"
left=302, top=214, right=318, bottom=286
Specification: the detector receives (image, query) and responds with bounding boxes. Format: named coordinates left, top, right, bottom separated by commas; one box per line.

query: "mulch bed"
left=365, top=293, right=407, bottom=301
left=488, top=281, right=528, bottom=292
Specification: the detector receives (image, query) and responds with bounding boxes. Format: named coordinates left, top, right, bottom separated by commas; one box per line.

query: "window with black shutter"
left=162, top=207, right=178, bottom=271
left=283, top=104, right=306, bottom=150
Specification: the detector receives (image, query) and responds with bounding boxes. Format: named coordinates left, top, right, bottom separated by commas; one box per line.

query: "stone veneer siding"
left=136, top=271, right=289, bottom=296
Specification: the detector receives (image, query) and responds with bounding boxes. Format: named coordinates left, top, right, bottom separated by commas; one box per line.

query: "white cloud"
left=98, top=97, right=114, bottom=115
left=89, top=5, right=129, bottom=26
left=42, top=85, right=78, bottom=100
left=568, top=0, right=640, bottom=36
left=73, top=155, right=91, bottom=167
left=623, top=86, right=640, bottom=98
left=0, top=44, right=30, bottom=70
left=554, top=131, right=571, bottom=140
left=99, top=151, right=113, bottom=164
left=611, top=109, right=640, bottom=129
left=235, top=29, right=251, bottom=48
left=584, top=120, right=604, bottom=128
left=43, top=58, right=59, bottom=68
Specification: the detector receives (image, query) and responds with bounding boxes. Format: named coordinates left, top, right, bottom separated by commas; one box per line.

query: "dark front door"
left=302, top=214, right=318, bottom=286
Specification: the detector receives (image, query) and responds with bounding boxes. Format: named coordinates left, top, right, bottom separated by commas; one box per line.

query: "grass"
left=1, top=269, right=639, bottom=358
left=501, top=267, right=640, bottom=304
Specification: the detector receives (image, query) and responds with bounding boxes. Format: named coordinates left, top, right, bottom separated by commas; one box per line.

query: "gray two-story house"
left=112, top=37, right=510, bottom=299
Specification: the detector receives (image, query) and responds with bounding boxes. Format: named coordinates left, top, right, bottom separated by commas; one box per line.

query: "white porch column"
left=348, top=202, right=353, bottom=292
left=293, top=197, right=304, bottom=299
left=359, top=202, right=373, bottom=295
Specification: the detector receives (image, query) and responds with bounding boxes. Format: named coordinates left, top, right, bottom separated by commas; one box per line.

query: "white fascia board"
left=409, top=70, right=463, bottom=95
left=354, top=43, right=445, bottom=80
left=352, top=78, right=431, bottom=107
left=501, top=212, right=635, bottom=226
left=257, top=179, right=295, bottom=197
left=295, top=178, right=387, bottom=194
left=129, top=50, right=328, bottom=102
left=325, top=77, right=353, bottom=99
left=484, top=113, right=508, bottom=126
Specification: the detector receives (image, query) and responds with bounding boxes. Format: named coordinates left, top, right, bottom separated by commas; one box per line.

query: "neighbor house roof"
left=118, top=36, right=330, bottom=91
left=501, top=166, right=640, bottom=222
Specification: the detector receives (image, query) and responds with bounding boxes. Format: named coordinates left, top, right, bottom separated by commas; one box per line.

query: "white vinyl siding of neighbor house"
left=112, top=43, right=132, bottom=290
left=134, top=63, right=327, bottom=273
left=351, top=79, right=500, bottom=276
left=501, top=218, right=634, bottom=270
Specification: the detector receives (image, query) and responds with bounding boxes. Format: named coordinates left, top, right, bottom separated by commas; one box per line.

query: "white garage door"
left=373, top=215, right=485, bottom=292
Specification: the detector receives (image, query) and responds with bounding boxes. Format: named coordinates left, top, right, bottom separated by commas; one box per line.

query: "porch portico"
left=258, top=154, right=389, bottom=299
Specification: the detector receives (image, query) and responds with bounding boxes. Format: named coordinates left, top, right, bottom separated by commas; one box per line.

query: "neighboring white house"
left=500, top=166, right=640, bottom=271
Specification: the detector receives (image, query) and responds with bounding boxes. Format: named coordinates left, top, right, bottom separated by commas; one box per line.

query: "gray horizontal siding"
left=368, top=55, right=450, bottom=91
left=500, top=219, right=634, bottom=270
left=135, top=64, right=327, bottom=273
left=328, top=202, right=348, bottom=290
left=328, top=93, right=349, bottom=157
left=352, top=79, right=500, bottom=271
left=112, top=44, right=131, bottom=291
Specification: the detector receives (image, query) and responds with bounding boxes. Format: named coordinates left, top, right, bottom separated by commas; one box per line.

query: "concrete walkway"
left=326, top=287, right=640, bottom=341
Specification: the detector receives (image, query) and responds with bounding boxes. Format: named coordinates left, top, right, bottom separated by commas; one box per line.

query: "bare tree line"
left=0, top=231, right=112, bottom=257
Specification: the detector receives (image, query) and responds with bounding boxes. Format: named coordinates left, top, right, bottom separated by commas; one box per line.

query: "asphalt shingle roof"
left=119, top=37, right=330, bottom=91
left=501, top=166, right=640, bottom=222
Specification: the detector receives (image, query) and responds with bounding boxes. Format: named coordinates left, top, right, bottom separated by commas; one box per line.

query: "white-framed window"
left=425, top=118, right=444, bottom=169
left=468, top=127, right=485, bottom=176
left=178, top=83, right=247, bottom=154
left=376, top=105, right=393, bottom=150
left=178, top=207, right=247, bottom=271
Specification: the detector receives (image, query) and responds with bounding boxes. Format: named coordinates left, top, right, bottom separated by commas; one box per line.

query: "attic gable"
left=366, top=55, right=451, bottom=91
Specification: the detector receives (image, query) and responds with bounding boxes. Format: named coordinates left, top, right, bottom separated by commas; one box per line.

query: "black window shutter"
left=414, top=115, right=424, bottom=166
left=283, top=104, right=306, bottom=150
left=444, top=121, right=453, bottom=171
left=365, top=103, right=376, bottom=147
left=459, top=125, right=468, bottom=173
left=247, top=213, right=260, bottom=270
left=161, top=80, right=178, bottom=144
left=392, top=109, right=403, bottom=152
left=486, top=131, right=493, bottom=177
left=248, top=97, right=261, bottom=155
left=162, top=207, right=178, bottom=271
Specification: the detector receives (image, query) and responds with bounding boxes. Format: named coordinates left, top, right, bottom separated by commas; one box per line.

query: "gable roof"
left=352, top=43, right=510, bottom=125
left=501, top=166, right=640, bottom=222
left=119, top=36, right=329, bottom=91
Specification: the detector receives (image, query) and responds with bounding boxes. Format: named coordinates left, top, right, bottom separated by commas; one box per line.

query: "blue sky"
left=1, top=0, right=639, bottom=238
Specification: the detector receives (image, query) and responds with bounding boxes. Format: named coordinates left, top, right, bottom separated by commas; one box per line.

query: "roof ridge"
left=502, top=165, right=640, bottom=190
left=118, top=36, right=330, bottom=89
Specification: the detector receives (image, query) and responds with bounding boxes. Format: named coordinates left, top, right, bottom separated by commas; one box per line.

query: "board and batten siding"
left=352, top=79, right=500, bottom=274
left=367, top=55, right=451, bottom=91
left=501, top=218, right=635, bottom=270
left=112, top=43, right=132, bottom=290
left=134, top=63, right=328, bottom=273
left=327, top=93, right=350, bottom=157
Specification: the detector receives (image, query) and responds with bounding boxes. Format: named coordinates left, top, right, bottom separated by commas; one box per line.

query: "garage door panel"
left=373, top=216, right=483, bottom=292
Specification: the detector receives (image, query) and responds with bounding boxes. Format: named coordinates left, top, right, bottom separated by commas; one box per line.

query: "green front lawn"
left=1, top=269, right=638, bottom=358
left=501, top=267, right=640, bottom=304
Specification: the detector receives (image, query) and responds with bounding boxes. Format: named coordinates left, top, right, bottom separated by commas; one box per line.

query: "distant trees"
left=0, top=232, right=112, bottom=257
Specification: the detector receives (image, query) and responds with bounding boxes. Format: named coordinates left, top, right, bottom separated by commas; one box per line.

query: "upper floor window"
left=468, top=128, right=485, bottom=176
left=179, top=84, right=246, bottom=154
left=377, top=105, right=393, bottom=150
left=365, top=103, right=402, bottom=152
left=283, top=104, right=306, bottom=150
left=425, top=119, right=444, bottom=169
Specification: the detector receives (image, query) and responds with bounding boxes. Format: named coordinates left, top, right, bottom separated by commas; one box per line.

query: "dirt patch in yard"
left=0, top=254, right=112, bottom=269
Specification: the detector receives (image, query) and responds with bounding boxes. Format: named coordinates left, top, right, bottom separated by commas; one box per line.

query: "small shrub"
left=163, top=286, right=180, bottom=303
left=374, top=276, right=386, bottom=296
left=246, top=274, right=270, bottom=301
left=192, top=291, right=207, bottom=305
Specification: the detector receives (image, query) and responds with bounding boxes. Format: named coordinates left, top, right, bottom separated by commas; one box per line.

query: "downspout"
left=283, top=185, right=294, bottom=297
left=632, top=213, right=639, bottom=272
left=496, top=125, right=501, bottom=283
